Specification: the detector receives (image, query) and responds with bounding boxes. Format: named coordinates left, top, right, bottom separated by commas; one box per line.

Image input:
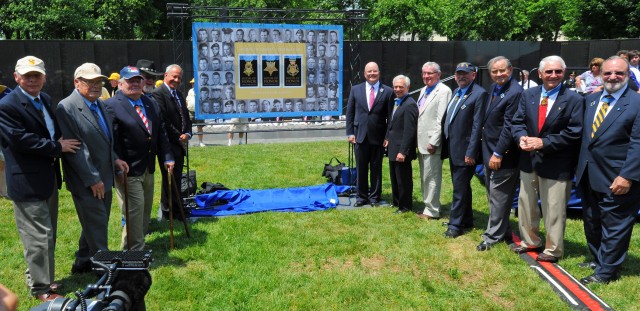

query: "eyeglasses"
left=602, top=71, right=626, bottom=77
left=543, top=69, right=564, bottom=75
left=423, top=71, right=439, bottom=75
left=80, top=79, right=105, bottom=87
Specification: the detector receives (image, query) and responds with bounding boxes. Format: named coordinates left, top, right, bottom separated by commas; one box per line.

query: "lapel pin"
left=617, top=107, right=620, bottom=111
left=500, top=93, right=505, bottom=99
left=461, top=105, right=467, bottom=110
left=590, top=101, right=596, bottom=106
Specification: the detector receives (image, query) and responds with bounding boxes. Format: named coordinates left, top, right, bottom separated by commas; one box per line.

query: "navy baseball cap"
left=455, top=62, right=475, bottom=73
left=119, top=66, right=143, bottom=80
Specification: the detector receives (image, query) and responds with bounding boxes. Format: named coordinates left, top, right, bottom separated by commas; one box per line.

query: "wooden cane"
left=123, top=171, right=131, bottom=250
left=168, top=169, right=175, bottom=250
left=170, top=172, right=192, bottom=238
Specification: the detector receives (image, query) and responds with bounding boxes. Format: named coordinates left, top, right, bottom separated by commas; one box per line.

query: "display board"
left=192, top=22, right=343, bottom=119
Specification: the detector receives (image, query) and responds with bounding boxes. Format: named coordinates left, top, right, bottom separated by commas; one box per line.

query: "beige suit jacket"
left=417, top=82, right=452, bottom=154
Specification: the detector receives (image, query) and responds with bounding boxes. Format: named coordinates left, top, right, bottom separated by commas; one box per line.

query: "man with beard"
left=511, top=55, right=583, bottom=263
left=576, top=56, right=640, bottom=284
left=136, top=59, right=164, bottom=97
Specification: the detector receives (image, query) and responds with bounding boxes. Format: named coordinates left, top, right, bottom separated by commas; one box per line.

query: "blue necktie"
left=90, top=103, right=110, bottom=140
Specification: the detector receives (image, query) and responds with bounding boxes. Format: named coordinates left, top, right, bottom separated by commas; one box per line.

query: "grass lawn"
left=1, top=140, right=639, bottom=310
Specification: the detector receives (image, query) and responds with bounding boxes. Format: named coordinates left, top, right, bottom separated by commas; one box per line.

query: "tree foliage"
left=0, top=0, right=638, bottom=40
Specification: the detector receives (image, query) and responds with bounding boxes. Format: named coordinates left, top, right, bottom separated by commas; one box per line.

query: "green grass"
left=2, top=141, right=640, bottom=310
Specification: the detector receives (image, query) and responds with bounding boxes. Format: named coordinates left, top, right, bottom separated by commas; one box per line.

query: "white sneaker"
left=199, top=142, right=206, bottom=147
left=227, top=140, right=232, bottom=146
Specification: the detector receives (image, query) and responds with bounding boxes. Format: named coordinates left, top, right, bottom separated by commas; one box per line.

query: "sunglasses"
left=543, top=69, right=564, bottom=75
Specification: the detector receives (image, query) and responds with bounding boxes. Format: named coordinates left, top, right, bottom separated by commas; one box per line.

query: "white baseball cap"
left=74, top=63, right=107, bottom=80
left=15, top=56, right=46, bottom=75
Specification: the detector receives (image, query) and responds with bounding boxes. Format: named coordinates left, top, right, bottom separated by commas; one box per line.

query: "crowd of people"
left=0, top=56, right=192, bottom=304
left=2, top=48, right=639, bottom=307
left=346, top=53, right=640, bottom=287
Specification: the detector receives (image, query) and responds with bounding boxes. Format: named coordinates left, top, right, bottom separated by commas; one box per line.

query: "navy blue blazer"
left=346, top=81, right=394, bottom=145
left=511, top=85, right=584, bottom=180
left=481, top=78, right=523, bottom=169
left=385, top=96, right=418, bottom=161
left=0, top=89, right=62, bottom=201
left=441, top=82, right=487, bottom=166
left=105, top=92, right=173, bottom=177
left=576, top=88, right=640, bottom=192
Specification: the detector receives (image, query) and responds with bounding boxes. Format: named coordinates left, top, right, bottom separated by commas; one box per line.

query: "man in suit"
left=576, top=56, right=640, bottom=284
left=415, top=62, right=451, bottom=220
left=346, top=62, right=394, bottom=206
left=152, top=65, right=192, bottom=219
left=511, top=55, right=583, bottom=263
left=477, top=56, right=523, bottom=251
left=55, top=63, right=129, bottom=274
left=106, top=66, right=174, bottom=250
left=441, top=62, right=486, bottom=238
left=0, top=56, right=80, bottom=301
left=384, top=75, right=418, bottom=213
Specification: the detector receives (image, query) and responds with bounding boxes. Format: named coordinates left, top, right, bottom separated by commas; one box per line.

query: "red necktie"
left=538, top=96, right=548, bottom=133
left=136, top=105, right=151, bottom=134
left=369, top=86, right=375, bottom=110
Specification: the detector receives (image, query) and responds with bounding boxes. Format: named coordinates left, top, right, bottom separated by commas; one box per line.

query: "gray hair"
left=539, top=55, right=566, bottom=72
left=604, top=55, right=630, bottom=68
left=165, top=64, right=182, bottom=73
left=422, top=62, right=441, bottom=72
left=487, top=56, right=511, bottom=69
left=392, top=75, right=410, bottom=87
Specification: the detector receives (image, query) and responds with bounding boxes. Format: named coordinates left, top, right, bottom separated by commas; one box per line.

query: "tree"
left=563, top=0, right=640, bottom=39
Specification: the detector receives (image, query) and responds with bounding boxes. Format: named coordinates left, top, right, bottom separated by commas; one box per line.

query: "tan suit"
left=416, top=82, right=451, bottom=217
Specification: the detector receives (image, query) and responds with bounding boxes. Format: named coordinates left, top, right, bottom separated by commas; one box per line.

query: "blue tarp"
left=190, top=183, right=340, bottom=217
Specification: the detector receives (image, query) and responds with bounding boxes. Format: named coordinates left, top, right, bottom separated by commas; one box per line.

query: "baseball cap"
left=15, top=56, right=46, bottom=75
left=74, top=63, right=107, bottom=80
left=119, top=66, right=143, bottom=80
left=455, top=62, right=475, bottom=73
left=108, top=73, right=121, bottom=80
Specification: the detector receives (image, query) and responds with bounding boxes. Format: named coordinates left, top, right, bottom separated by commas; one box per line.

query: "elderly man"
left=576, top=56, right=640, bottom=284
left=55, top=63, right=129, bottom=273
left=106, top=66, right=174, bottom=250
left=346, top=62, right=394, bottom=207
left=136, top=59, right=164, bottom=96
left=0, top=56, right=80, bottom=301
left=510, top=55, right=583, bottom=263
left=477, top=56, right=523, bottom=251
left=415, top=62, right=451, bottom=221
left=384, top=75, right=418, bottom=213
left=441, top=62, right=486, bottom=238
left=152, top=65, right=192, bottom=220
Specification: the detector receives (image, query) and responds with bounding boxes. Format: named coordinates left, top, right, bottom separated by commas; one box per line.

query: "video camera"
left=30, top=250, right=153, bottom=311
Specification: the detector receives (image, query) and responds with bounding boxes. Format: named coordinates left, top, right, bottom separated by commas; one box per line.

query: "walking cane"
left=168, top=169, right=175, bottom=250
left=170, top=172, right=192, bottom=238
left=123, top=171, right=131, bottom=250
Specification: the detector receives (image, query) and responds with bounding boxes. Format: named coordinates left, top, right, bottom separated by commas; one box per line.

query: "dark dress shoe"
left=510, top=244, right=543, bottom=254
left=394, top=208, right=410, bottom=214
left=536, top=253, right=559, bottom=263
left=416, top=214, right=440, bottom=220
left=580, top=274, right=612, bottom=285
left=34, top=292, right=63, bottom=302
left=444, top=228, right=463, bottom=238
left=476, top=241, right=494, bottom=251
left=49, top=282, right=64, bottom=292
left=353, top=200, right=369, bottom=207
left=578, top=261, right=597, bottom=269
left=71, top=263, right=92, bottom=275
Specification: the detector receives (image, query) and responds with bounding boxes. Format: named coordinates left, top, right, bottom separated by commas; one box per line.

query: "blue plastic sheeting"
left=474, top=165, right=583, bottom=209
left=191, top=183, right=339, bottom=217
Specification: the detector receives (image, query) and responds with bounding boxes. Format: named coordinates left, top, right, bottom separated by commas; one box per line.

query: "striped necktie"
left=591, top=95, right=614, bottom=138
left=135, top=104, right=151, bottom=134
